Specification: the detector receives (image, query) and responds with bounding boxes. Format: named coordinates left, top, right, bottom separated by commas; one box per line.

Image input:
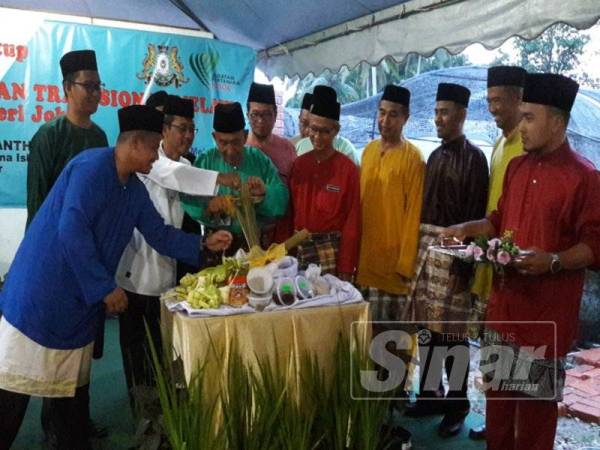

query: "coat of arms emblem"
left=137, top=44, right=189, bottom=88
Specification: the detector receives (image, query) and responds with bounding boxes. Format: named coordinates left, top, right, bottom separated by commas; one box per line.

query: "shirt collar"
left=504, top=127, right=521, bottom=145
left=158, top=140, right=192, bottom=165
left=531, top=140, right=571, bottom=163
left=441, top=134, right=466, bottom=151
left=248, top=132, right=273, bottom=147
left=158, top=140, right=167, bottom=159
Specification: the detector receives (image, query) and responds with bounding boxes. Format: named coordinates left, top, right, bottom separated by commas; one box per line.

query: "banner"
left=0, top=18, right=256, bottom=207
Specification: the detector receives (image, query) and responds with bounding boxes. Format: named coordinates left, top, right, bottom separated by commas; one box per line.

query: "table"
left=160, top=301, right=371, bottom=385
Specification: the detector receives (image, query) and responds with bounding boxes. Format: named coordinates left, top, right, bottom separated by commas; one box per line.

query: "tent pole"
left=370, top=66, right=377, bottom=96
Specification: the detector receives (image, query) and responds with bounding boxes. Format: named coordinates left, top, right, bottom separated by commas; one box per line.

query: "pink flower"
left=497, top=250, right=511, bottom=266
left=464, top=243, right=476, bottom=258
left=473, top=246, right=484, bottom=261
left=486, top=248, right=496, bottom=262
left=488, top=238, right=502, bottom=249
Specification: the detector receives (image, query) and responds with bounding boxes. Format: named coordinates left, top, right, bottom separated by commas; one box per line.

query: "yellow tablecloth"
left=160, top=302, right=371, bottom=385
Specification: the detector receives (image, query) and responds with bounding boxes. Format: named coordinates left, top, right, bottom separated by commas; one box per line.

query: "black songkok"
left=60, top=50, right=98, bottom=77
left=300, top=93, right=314, bottom=111
left=313, top=85, right=337, bottom=103
left=248, top=82, right=276, bottom=105
left=381, top=84, right=410, bottom=108
left=522, top=73, right=579, bottom=113
left=436, top=83, right=470, bottom=108
left=164, top=95, right=195, bottom=118
left=213, top=102, right=246, bottom=132
left=146, top=90, right=168, bottom=109
left=487, top=66, right=527, bottom=88
left=311, top=96, right=340, bottom=121
left=118, top=105, right=164, bottom=134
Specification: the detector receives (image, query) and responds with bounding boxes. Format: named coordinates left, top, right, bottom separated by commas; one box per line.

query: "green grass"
left=11, top=318, right=486, bottom=450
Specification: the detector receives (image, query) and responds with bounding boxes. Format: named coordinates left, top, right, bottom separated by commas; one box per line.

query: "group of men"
left=0, top=46, right=598, bottom=450
left=0, top=50, right=235, bottom=450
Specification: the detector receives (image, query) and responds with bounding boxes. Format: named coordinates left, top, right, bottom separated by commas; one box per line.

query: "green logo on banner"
left=189, top=51, right=220, bottom=88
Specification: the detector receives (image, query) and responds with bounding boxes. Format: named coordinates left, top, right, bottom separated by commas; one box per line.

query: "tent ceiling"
left=0, top=0, right=201, bottom=29
left=2, top=0, right=600, bottom=79
left=257, top=0, right=600, bottom=79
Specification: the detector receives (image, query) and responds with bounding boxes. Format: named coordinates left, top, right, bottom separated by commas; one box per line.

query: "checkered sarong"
left=410, top=224, right=475, bottom=336
left=296, top=231, right=340, bottom=275
left=362, top=287, right=413, bottom=324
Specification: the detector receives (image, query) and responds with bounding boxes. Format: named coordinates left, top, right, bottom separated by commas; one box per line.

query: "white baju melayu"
left=116, top=143, right=219, bottom=295
left=0, top=318, right=94, bottom=397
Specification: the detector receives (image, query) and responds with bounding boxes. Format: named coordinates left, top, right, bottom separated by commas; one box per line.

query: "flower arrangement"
left=464, top=230, right=521, bottom=274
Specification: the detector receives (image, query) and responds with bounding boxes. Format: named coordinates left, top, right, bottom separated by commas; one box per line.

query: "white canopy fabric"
left=2, top=0, right=600, bottom=79
left=258, top=0, right=600, bottom=79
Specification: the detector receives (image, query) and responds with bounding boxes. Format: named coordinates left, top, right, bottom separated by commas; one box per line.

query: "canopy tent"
left=2, top=0, right=600, bottom=79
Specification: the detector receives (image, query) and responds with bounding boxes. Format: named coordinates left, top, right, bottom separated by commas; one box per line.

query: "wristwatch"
left=550, top=253, right=562, bottom=274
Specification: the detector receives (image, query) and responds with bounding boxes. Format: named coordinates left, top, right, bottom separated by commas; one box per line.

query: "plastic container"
left=274, top=277, right=296, bottom=306
left=313, top=277, right=331, bottom=296
left=275, top=256, right=298, bottom=278
left=295, top=275, right=313, bottom=300
left=248, top=293, right=271, bottom=311
left=247, top=267, right=274, bottom=295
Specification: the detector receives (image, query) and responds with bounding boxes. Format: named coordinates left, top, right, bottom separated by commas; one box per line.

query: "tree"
left=514, top=23, right=590, bottom=75
left=285, top=67, right=361, bottom=107
left=490, top=49, right=510, bottom=67
left=490, top=23, right=598, bottom=87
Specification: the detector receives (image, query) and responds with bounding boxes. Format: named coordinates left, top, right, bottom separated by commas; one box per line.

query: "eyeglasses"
left=248, top=111, right=275, bottom=121
left=71, top=81, right=105, bottom=93
left=169, top=123, right=198, bottom=135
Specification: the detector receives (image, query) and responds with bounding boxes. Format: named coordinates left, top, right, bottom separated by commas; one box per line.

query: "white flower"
left=473, top=246, right=484, bottom=261
left=488, top=238, right=502, bottom=249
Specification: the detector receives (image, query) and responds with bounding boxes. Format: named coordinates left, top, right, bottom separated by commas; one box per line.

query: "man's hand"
left=247, top=176, right=266, bottom=197
left=217, top=172, right=241, bottom=190
left=206, top=196, right=231, bottom=216
left=205, top=230, right=233, bottom=252
left=440, top=224, right=467, bottom=243
left=103, top=287, right=128, bottom=315
left=513, top=247, right=552, bottom=276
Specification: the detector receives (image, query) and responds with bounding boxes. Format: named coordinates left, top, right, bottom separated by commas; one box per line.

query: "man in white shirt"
left=290, top=92, right=312, bottom=145
left=116, top=95, right=239, bottom=407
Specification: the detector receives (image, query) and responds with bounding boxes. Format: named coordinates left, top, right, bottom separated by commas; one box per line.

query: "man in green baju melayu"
left=182, top=102, right=288, bottom=262
left=27, top=49, right=107, bottom=227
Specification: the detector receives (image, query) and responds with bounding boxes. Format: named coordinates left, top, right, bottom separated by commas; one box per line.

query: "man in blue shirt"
left=0, top=105, right=231, bottom=450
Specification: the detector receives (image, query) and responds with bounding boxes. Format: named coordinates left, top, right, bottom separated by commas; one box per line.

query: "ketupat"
left=179, top=273, right=197, bottom=288
left=171, top=256, right=248, bottom=309
left=187, top=284, right=222, bottom=309
left=198, top=265, right=228, bottom=285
